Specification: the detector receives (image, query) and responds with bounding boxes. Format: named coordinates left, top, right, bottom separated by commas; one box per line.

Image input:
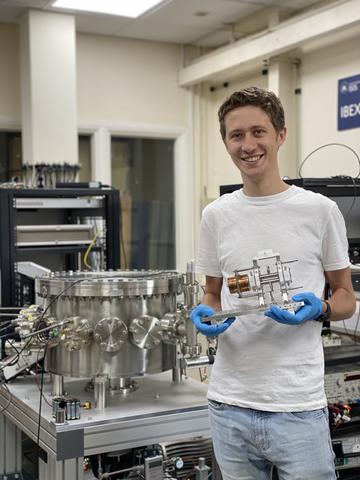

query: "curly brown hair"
left=218, top=87, right=285, bottom=140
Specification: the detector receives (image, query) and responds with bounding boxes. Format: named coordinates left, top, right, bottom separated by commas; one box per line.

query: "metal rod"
left=51, top=374, right=64, bottom=396
left=100, top=464, right=144, bottom=479
left=94, top=375, right=107, bottom=409
left=172, top=366, right=182, bottom=383
left=185, top=355, right=215, bottom=368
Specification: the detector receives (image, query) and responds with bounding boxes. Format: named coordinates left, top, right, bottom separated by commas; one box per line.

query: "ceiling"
left=0, top=0, right=332, bottom=48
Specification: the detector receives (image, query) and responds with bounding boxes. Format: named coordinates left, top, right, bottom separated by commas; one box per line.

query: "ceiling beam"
left=178, top=0, right=360, bottom=87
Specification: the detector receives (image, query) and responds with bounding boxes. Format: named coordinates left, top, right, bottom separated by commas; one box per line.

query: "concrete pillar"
left=20, top=10, right=78, bottom=165
left=267, top=59, right=298, bottom=179
left=91, top=127, right=111, bottom=184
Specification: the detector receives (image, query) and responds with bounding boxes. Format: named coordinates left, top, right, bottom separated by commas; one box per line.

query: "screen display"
left=329, top=195, right=360, bottom=240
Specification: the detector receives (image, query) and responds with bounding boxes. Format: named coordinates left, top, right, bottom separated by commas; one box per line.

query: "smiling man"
left=223, top=103, right=286, bottom=196
left=190, top=87, right=356, bottom=480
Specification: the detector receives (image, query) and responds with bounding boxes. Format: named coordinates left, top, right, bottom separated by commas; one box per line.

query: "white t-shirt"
left=196, top=185, right=350, bottom=411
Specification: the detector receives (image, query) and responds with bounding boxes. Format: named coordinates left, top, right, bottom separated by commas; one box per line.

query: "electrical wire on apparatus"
left=120, top=222, right=128, bottom=269
left=31, top=277, right=92, bottom=448
left=3, top=274, right=132, bottom=447
left=22, top=163, right=81, bottom=188
left=83, top=232, right=98, bottom=270
left=342, top=176, right=357, bottom=221
left=299, top=143, right=360, bottom=222
left=0, top=277, right=92, bottom=447
left=35, top=347, right=52, bottom=408
left=298, top=143, right=360, bottom=179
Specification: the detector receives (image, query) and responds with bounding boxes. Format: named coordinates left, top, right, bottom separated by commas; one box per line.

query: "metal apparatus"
left=34, top=270, right=184, bottom=380
left=227, top=249, right=301, bottom=305
left=0, top=265, right=215, bottom=479
left=203, top=249, right=304, bottom=324
left=90, top=442, right=212, bottom=480
left=3, top=264, right=205, bottom=407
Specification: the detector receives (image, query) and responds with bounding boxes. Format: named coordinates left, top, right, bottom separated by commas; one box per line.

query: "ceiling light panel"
left=117, top=0, right=258, bottom=43
left=52, top=0, right=165, bottom=18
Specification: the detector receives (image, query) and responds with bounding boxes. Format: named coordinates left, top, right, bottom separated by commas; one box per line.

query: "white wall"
left=298, top=35, right=360, bottom=178
left=76, top=33, right=188, bottom=127
left=0, top=24, right=20, bottom=128
left=0, top=25, right=189, bottom=131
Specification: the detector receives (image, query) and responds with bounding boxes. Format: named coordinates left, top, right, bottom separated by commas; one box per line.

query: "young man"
left=190, top=87, right=356, bottom=480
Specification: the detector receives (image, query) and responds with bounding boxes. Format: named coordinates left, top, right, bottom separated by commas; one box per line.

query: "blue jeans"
left=208, top=400, right=336, bottom=480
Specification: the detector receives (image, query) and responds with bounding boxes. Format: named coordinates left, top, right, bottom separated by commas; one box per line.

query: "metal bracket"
left=204, top=301, right=305, bottom=323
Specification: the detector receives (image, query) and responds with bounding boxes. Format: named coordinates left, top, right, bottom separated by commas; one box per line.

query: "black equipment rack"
left=219, top=177, right=360, bottom=197
left=0, top=186, right=120, bottom=310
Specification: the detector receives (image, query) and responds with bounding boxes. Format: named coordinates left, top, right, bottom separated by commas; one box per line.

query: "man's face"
left=223, top=105, right=286, bottom=181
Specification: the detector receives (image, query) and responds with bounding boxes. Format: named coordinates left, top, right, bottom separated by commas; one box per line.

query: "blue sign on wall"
left=338, top=74, right=360, bottom=131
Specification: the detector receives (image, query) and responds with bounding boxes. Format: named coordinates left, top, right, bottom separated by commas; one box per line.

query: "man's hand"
left=190, top=304, right=235, bottom=336
left=264, top=292, right=323, bottom=325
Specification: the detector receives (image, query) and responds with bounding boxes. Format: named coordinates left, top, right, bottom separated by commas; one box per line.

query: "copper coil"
left=227, top=274, right=250, bottom=294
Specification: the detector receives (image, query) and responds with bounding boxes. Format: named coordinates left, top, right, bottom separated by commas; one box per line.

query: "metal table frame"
left=0, top=373, right=211, bottom=480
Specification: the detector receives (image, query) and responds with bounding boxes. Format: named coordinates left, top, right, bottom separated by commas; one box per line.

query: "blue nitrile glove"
left=264, top=292, right=323, bottom=325
left=190, top=304, right=235, bottom=336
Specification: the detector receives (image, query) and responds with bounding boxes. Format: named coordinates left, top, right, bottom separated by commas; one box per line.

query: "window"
left=111, top=137, right=175, bottom=270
